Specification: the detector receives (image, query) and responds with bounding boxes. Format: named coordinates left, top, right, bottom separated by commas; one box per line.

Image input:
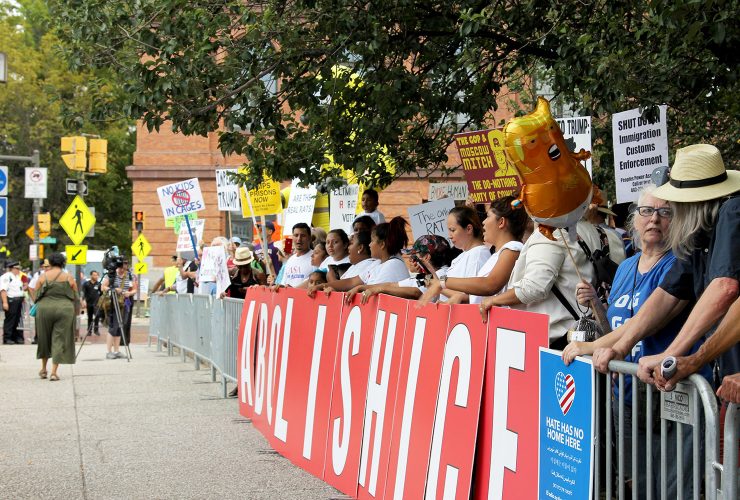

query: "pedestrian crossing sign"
left=133, top=261, right=148, bottom=275
left=59, top=195, right=95, bottom=245
left=66, top=245, right=88, bottom=265
left=131, top=234, right=151, bottom=260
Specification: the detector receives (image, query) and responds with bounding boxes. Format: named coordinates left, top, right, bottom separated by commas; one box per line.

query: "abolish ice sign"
left=156, top=178, right=205, bottom=218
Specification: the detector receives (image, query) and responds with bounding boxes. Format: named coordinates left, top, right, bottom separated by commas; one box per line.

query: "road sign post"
left=0, top=150, right=43, bottom=271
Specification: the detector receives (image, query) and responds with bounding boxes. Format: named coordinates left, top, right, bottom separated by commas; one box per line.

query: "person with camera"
left=101, top=258, right=137, bottom=359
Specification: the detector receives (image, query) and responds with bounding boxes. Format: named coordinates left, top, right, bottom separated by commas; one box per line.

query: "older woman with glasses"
left=563, top=185, right=709, bottom=499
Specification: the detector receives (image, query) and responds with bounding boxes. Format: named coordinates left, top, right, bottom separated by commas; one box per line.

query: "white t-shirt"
left=447, top=245, right=491, bottom=279
left=320, top=255, right=350, bottom=269
left=278, top=251, right=316, bottom=287
left=342, top=258, right=380, bottom=279
left=356, top=210, right=386, bottom=225
left=360, top=256, right=409, bottom=285
left=469, top=241, right=523, bottom=304
left=438, top=245, right=491, bottom=303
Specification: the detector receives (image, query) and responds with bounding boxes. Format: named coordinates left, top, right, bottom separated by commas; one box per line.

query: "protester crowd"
left=2, top=143, right=737, bottom=494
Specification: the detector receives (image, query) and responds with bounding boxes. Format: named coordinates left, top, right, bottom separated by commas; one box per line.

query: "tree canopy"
left=50, top=0, right=738, bottom=195
left=0, top=0, right=135, bottom=264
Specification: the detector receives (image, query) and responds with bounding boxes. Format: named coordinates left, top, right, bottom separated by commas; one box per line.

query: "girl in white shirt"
left=437, top=206, right=490, bottom=303
left=310, top=230, right=379, bottom=294
left=324, top=217, right=410, bottom=300
left=320, top=229, right=351, bottom=278
left=420, top=196, right=527, bottom=305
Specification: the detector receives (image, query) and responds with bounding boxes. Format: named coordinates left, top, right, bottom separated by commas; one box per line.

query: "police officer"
left=1, top=261, right=26, bottom=344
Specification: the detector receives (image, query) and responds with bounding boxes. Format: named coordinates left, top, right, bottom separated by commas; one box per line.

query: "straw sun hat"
left=233, top=247, right=255, bottom=266
left=653, top=144, right=740, bottom=203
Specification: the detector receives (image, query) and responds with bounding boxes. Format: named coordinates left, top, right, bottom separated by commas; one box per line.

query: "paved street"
left=0, top=337, right=343, bottom=499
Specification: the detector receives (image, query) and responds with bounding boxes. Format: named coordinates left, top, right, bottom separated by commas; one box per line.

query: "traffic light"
left=134, top=211, right=144, bottom=232
left=38, top=213, right=51, bottom=233
left=61, top=136, right=87, bottom=171
left=88, top=138, right=108, bottom=173
left=38, top=244, right=44, bottom=259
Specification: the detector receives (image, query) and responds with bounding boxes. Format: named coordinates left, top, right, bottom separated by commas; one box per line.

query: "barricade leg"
left=168, top=337, right=173, bottom=356
left=195, top=355, right=200, bottom=370
left=211, top=365, right=217, bottom=383
left=721, top=404, right=738, bottom=500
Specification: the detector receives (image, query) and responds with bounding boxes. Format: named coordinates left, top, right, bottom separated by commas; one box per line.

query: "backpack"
left=578, top=226, right=619, bottom=303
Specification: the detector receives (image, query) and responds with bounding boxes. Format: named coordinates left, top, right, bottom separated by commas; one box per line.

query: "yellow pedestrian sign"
left=66, top=245, right=88, bottom=265
left=133, top=261, right=148, bottom=275
left=59, top=195, right=95, bottom=245
left=131, top=234, right=152, bottom=261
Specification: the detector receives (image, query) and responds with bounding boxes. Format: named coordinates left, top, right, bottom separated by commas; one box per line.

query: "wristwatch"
left=439, top=274, right=448, bottom=290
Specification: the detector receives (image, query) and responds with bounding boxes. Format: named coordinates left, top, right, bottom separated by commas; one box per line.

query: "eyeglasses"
left=636, top=206, right=673, bottom=218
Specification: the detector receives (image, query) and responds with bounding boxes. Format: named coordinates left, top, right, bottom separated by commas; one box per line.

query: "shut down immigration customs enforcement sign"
left=59, top=196, right=95, bottom=245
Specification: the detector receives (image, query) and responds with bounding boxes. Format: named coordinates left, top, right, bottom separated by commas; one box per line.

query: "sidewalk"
left=0, top=342, right=342, bottom=499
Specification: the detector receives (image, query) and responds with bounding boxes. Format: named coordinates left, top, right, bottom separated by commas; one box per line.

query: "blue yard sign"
left=0, top=197, right=7, bottom=236
left=539, top=348, right=595, bottom=499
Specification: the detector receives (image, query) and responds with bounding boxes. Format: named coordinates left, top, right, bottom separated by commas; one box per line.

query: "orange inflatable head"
left=504, top=97, right=593, bottom=239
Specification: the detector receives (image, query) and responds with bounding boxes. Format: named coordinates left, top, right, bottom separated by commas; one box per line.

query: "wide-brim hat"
left=5, top=260, right=19, bottom=268
left=233, top=247, right=255, bottom=266
left=653, top=144, right=740, bottom=203
left=596, top=205, right=616, bottom=217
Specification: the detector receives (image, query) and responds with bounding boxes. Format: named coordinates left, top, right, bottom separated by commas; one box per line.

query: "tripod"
left=76, top=289, right=132, bottom=362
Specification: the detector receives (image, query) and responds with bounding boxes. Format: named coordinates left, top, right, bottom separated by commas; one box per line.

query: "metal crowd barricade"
left=601, top=359, right=722, bottom=500
left=720, top=403, right=738, bottom=500
left=149, top=294, right=244, bottom=397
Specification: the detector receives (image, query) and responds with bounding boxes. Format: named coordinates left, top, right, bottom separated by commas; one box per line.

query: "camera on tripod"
left=102, top=246, right=125, bottom=283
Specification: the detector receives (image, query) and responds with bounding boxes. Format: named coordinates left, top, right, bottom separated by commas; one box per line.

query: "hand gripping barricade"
left=148, top=292, right=738, bottom=500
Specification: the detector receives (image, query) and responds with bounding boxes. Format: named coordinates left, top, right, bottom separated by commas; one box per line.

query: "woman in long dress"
left=34, top=252, right=78, bottom=381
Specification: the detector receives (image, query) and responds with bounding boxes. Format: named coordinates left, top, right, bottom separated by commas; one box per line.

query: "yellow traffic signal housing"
left=38, top=213, right=51, bottom=233
left=61, top=136, right=87, bottom=152
left=38, top=244, right=44, bottom=259
left=61, top=136, right=88, bottom=171
left=89, top=139, right=107, bottom=173
left=62, top=151, right=86, bottom=171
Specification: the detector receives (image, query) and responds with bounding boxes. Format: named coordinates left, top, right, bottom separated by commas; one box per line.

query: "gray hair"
left=625, top=185, right=670, bottom=253
left=667, top=198, right=722, bottom=259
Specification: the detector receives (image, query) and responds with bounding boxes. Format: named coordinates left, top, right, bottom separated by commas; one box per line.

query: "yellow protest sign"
left=66, top=245, right=88, bottom=265
left=59, top=195, right=95, bottom=245
left=240, top=175, right=282, bottom=217
left=131, top=234, right=152, bottom=261
left=26, top=226, right=50, bottom=240
left=133, top=261, right=148, bottom=275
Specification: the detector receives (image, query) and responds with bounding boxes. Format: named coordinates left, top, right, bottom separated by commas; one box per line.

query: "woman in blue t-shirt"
left=563, top=187, right=707, bottom=498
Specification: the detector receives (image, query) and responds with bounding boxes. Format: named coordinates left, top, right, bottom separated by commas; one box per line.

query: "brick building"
left=126, top=101, right=518, bottom=277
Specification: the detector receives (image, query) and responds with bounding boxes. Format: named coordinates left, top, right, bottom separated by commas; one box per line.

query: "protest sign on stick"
left=555, top=116, right=593, bottom=177
left=215, top=168, right=242, bottom=212
left=453, top=129, right=521, bottom=204
left=407, top=199, right=455, bottom=242
left=612, top=105, right=669, bottom=203
left=157, top=178, right=206, bottom=257
left=283, top=180, right=317, bottom=231
left=330, top=184, right=360, bottom=235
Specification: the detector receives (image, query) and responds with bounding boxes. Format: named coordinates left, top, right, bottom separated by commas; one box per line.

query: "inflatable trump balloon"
left=504, top=97, right=593, bottom=239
